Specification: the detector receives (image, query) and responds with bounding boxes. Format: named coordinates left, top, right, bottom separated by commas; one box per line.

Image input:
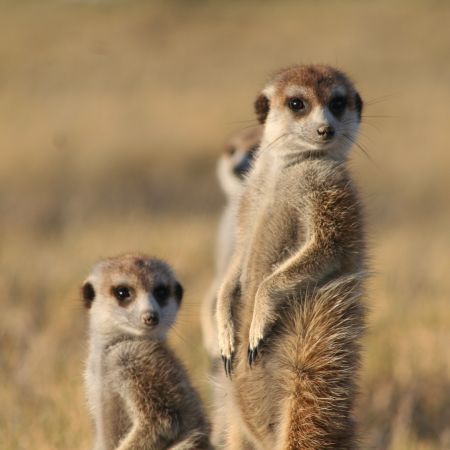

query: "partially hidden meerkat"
left=82, top=253, right=212, bottom=450
left=216, top=65, right=367, bottom=449
left=201, top=125, right=263, bottom=359
left=200, top=126, right=262, bottom=447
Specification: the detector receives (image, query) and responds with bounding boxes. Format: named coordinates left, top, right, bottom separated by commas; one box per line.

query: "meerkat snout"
left=317, top=124, right=335, bottom=140
left=142, top=311, right=159, bottom=326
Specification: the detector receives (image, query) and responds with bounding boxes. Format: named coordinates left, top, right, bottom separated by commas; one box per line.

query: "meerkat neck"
left=89, top=322, right=168, bottom=353
left=91, top=330, right=148, bottom=352
left=88, top=319, right=142, bottom=350
left=88, top=324, right=118, bottom=351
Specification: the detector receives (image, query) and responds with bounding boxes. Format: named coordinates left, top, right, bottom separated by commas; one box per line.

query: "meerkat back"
left=82, top=254, right=211, bottom=450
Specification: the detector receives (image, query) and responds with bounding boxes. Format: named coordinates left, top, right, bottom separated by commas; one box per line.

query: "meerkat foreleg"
left=248, top=240, right=339, bottom=365
left=201, top=281, right=221, bottom=358
left=216, top=255, right=242, bottom=376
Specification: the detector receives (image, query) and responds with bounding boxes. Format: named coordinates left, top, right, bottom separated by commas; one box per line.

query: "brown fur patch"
left=263, top=64, right=362, bottom=116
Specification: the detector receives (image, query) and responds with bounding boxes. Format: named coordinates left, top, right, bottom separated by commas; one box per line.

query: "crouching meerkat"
left=216, top=65, right=367, bottom=449
left=82, top=253, right=212, bottom=450
left=200, top=126, right=262, bottom=446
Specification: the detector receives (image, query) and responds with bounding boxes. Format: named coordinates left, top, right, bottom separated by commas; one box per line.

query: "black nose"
left=317, top=125, right=335, bottom=140
left=142, top=312, right=159, bottom=326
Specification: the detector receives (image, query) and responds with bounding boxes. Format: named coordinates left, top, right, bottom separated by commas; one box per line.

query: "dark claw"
left=222, top=353, right=234, bottom=378
left=247, top=340, right=262, bottom=367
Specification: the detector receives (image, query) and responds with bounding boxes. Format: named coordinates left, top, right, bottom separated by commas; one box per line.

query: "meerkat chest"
left=241, top=176, right=301, bottom=287
left=85, top=344, right=104, bottom=413
left=86, top=344, right=131, bottom=448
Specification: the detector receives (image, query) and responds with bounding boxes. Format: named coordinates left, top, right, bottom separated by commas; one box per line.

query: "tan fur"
left=83, top=254, right=211, bottom=450
left=216, top=65, right=367, bottom=449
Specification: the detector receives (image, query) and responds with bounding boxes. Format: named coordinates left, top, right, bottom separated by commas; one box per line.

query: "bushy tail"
left=275, top=274, right=367, bottom=450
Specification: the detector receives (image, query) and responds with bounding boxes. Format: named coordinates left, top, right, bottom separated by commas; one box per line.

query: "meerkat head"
left=254, top=65, right=363, bottom=159
left=217, top=126, right=263, bottom=198
left=82, top=254, right=183, bottom=341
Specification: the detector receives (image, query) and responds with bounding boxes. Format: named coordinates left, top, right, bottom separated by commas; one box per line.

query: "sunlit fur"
left=216, top=65, right=367, bottom=449
left=83, top=254, right=211, bottom=450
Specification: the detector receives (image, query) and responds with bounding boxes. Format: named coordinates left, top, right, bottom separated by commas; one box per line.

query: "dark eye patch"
left=111, top=285, right=133, bottom=306
left=153, top=284, right=170, bottom=306
left=329, top=96, right=347, bottom=116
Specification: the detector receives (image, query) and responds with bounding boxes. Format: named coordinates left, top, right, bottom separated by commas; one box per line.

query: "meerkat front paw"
left=248, top=316, right=266, bottom=367
left=248, top=286, right=276, bottom=367
left=218, top=323, right=235, bottom=377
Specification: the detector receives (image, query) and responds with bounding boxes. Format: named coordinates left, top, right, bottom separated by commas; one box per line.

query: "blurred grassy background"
left=0, top=0, right=449, bottom=449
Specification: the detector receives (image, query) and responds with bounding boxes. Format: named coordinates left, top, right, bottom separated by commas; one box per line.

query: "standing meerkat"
left=216, top=65, right=367, bottom=449
left=200, top=126, right=262, bottom=447
left=201, top=125, right=263, bottom=359
left=82, top=253, right=212, bottom=450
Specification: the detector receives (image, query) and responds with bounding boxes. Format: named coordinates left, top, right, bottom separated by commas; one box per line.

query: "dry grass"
left=0, top=1, right=449, bottom=449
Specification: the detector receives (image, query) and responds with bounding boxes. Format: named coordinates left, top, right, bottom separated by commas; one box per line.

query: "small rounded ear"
left=355, top=92, right=363, bottom=120
left=254, top=93, right=270, bottom=124
left=82, top=282, right=96, bottom=309
left=174, top=281, right=183, bottom=304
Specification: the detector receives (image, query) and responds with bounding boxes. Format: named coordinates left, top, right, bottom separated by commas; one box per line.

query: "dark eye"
left=153, top=284, right=170, bottom=305
left=329, top=96, right=347, bottom=115
left=287, top=98, right=306, bottom=112
left=112, top=285, right=132, bottom=302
